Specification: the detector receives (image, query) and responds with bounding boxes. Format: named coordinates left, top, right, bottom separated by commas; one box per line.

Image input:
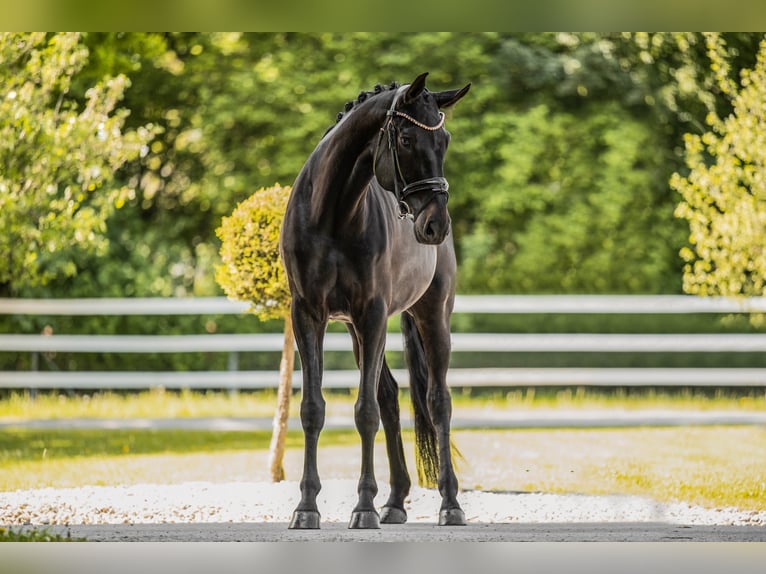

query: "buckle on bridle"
left=397, top=177, right=449, bottom=221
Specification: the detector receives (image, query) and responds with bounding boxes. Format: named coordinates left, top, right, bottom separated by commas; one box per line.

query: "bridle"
left=372, top=85, right=450, bottom=220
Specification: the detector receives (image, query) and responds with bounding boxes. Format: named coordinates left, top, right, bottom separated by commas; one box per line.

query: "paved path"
left=3, top=409, right=766, bottom=431
left=6, top=535, right=766, bottom=574
left=19, top=521, right=766, bottom=542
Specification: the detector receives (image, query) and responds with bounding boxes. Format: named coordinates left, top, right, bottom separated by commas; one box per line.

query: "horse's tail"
left=401, top=312, right=439, bottom=488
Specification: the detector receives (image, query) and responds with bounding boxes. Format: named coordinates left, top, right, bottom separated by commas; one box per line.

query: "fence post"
left=28, top=352, right=39, bottom=399
left=227, top=351, right=239, bottom=372
left=227, top=351, right=239, bottom=396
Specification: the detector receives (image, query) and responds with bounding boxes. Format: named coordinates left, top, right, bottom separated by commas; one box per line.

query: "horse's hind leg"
left=378, top=359, right=411, bottom=524
left=411, top=308, right=466, bottom=526
left=289, top=298, right=327, bottom=529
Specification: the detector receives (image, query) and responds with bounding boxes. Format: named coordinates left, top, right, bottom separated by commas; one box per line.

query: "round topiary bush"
left=215, top=183, right=292, bottom=321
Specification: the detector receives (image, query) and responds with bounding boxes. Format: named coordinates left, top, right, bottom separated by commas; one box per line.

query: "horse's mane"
left=322, top=81, right=400, bottom=137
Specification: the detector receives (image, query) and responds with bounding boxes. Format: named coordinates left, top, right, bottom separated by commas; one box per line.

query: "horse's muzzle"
left=414, top=194, right=451, bottom=245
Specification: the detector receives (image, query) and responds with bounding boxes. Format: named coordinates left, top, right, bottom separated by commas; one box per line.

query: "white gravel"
left=1, top=479, right=764, bottom=527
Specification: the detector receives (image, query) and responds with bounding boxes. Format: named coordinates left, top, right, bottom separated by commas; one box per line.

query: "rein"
left=373, top=85, right=449, bottom=219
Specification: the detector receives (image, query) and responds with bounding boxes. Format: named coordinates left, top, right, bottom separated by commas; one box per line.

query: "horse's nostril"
left=425, top=221, right=436, bottom=238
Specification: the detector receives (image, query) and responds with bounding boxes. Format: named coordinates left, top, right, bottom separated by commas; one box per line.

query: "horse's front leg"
left=346, top=325, right=410, bottom=524
left=289, top=298, right=327, bottom=529
left=415, top=311, right=466, bottom=526
left=349, top=298, right=388, bottom=529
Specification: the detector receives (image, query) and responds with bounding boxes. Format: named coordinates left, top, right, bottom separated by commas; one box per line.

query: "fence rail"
left=2, top=295, right=766, bottom=390
left=5, top=332, right=766, bottom=354
left=3, top=294, right=766, bottom=315
left=3, top=368, right=766, bottom=390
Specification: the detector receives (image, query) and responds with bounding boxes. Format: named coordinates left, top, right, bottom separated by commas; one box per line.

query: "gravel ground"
left=2, top=479, right=765, bottom=527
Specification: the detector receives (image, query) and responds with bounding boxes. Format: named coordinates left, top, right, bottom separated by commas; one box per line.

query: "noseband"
left=373, top=85, right=450, bottom=219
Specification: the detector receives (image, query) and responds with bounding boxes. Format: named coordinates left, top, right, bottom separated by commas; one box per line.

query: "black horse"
left=280, top=72, right=470, bottom=529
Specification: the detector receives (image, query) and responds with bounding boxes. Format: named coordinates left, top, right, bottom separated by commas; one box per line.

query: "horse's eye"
left=399, top=135, right=411, bottom=147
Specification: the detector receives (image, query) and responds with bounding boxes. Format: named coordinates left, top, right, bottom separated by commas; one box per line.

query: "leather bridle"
left=372, top=85, right=450, bottom=219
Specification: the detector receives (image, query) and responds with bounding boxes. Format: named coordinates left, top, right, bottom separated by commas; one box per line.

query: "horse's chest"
left=287, top=221, right=438, bottom=317
left=324, top=240, right=437, bottom=317
left=354, top=242, right=437, bottom=305
left=388, top=246, right=438, bottom=312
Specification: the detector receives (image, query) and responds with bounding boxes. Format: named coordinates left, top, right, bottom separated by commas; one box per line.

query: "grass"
left=1, top=389, right=765, bottom=515
left=453, top=386, right=766, bottom=411
left=0, top=428, right=359, bottom=490
left=0, top=428, right=293, bottom=461
left=0, top=526, right=83, bottom=542
left=454, top=427, right=766, bottom=512
left=1, top=387, right=764, bottom=421
left=0, top=388, right=288, bottom=420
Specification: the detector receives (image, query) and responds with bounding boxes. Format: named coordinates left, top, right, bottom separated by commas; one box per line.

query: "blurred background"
left=4, top=32, right=766, bottom=376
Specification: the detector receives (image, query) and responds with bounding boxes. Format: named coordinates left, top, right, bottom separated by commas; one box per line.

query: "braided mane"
left=323, top=81, right=400, bottom=137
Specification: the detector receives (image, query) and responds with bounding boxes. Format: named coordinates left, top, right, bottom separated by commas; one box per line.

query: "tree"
left=12, top=32, right=762, bottom=306
left=454, top=33, right=761, bottom=295
left=672, top=35, right=766, bottom=299
left=216, top=183, right=294, bottom=481
left=457, top=101, right=679, bottom=294
left=0, top=32, right=151, bottom=293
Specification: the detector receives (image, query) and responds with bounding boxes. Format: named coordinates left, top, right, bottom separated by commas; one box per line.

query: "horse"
left=279, top=72, right=470, bottom=529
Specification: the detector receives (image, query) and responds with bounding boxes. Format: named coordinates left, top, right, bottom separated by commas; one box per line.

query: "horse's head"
left=373, top=72, right=470, bottom=245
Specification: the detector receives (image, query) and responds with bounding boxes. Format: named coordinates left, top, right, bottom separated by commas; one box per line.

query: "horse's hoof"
left=348, top=510, right=380, bottom=529
left=380, top=505, right=407, bottom=524
left=289, top=510, right=321, bottom=529
left=439, top=508, right=466, bottom=526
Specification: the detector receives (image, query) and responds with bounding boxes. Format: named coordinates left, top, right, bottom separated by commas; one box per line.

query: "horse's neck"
left=308, top=97, right=391, bottom=230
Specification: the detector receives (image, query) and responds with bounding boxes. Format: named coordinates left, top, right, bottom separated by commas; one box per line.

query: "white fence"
left=2, top=295, right=766, bottom=390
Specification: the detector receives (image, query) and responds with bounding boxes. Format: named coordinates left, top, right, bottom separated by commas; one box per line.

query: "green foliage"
left=3, top=32, right=766, bottom=364
left=0, top=33, right=151, bottom=292
left=216, top=184, right=291, bottom=321
left=458, top=101, right=680, bottom=293
left=673, top=36, right=766, bottom=298
left=65, top=32, right=222, bottom=299
left=450, top=33, right=716, bottom=294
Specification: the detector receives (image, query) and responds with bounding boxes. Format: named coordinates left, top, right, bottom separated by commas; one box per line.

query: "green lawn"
left=0, top=526, right=82, bottom=542
left=1, top=389, right=765, bottom=513
left=1, top=387, right=764, bottom=421
left=454, top=427, right=766, bottom=512
left=0, top=428, right=357, bottom=490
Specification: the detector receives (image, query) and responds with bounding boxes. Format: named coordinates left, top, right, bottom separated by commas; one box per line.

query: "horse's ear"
left=434, top=83, right=471, bottom=109
left=403, top=72, right=429, bottom=104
